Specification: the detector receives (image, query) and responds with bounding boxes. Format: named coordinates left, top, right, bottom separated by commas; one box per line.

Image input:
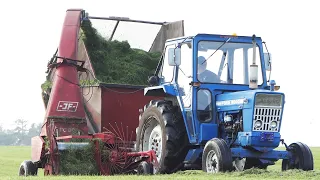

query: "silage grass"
left=1, top=146, right=320, bottom=180
left=80, top=19, right=161, bottom=86
left=58, top=141, right=99, bottom=175
left=58, top=138, right=112, bottom=175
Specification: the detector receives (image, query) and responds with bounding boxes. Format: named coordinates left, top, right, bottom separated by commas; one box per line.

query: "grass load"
left=80, top=20, right=161, bottom=86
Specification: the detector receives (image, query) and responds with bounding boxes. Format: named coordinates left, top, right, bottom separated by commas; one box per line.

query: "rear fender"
left=144, top=84, right=177, bottom=97
left=145, top=83, right=197, bottom=144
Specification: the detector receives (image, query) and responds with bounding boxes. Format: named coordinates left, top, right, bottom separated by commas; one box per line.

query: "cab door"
left=176, top=42, right=197, bottom=143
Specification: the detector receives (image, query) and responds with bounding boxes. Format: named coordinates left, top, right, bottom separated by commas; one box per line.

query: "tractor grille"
left=253, top=107, right=282, bottom=132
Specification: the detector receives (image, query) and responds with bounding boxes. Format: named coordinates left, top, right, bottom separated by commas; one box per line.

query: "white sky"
left=0, top=0, right=319, bottom=146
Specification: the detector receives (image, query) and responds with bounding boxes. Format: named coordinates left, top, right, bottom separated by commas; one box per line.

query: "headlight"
left=254, top=120, right=262, bottom=128
left=270, top=121, right=277, bottom=128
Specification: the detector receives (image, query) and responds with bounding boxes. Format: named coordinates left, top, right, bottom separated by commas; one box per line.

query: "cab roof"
left=166, top=33, right=262, bottom=44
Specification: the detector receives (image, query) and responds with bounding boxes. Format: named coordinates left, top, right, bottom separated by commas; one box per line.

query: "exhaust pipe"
left=249, top=34, right=258, bottom=89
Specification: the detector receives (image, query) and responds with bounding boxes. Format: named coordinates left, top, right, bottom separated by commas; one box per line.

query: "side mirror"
left=147, top=75, right=159, bottom=86
left=264, top=53, right=272, bottom=71
left=168, top=47, right=181, bottom=66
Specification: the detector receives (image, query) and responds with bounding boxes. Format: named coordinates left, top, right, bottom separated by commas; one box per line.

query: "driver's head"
left=198, top=56, right=207, bottom=73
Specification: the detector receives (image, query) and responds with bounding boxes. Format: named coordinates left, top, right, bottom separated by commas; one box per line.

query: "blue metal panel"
left=231, top=147, right=291, bottom=160
left=184, top=148, right=203, bottom=164
left=199, top=123, right=218, bottom=143
left=216, top=89, right=255, bottom=132
left=237, top=131, right=281, bottom=150
left=242, top=109, right=255, bottom=132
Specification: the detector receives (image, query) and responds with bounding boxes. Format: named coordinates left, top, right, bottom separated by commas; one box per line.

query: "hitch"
left=280, top=139, right=290, bottom=151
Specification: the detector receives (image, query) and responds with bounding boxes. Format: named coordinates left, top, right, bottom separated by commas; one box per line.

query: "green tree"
left=13, top=119, right=28, bottom=145
left=14, top=119, right=28, bottom=135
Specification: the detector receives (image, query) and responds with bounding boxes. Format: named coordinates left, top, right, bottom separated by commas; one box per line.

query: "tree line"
left=0, top=119, right=42, bottom=146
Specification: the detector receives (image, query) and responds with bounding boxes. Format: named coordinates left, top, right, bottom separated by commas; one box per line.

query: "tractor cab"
left=145, top=33, right=275, bottom=143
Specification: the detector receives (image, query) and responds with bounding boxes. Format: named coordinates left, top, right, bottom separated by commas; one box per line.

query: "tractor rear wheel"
left=136, top=100, right=189, bottom=174
left=202, top=138, right=233, bottom=173
left=282, top=142, right=314, bottom=171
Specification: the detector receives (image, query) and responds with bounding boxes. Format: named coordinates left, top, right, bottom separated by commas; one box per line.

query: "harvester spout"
left=40, top=9, right=88, bottom=137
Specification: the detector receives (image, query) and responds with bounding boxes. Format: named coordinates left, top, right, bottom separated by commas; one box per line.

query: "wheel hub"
left=149, top=125, right=162, bottom=161
left=206, top=150, right=219, bottom=173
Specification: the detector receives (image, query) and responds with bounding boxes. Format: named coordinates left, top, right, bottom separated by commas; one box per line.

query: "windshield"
left=197, top=41, right=263, bottom=85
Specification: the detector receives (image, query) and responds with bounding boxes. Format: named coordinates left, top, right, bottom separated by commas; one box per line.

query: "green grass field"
left=0, top=146, right=319, bottom=180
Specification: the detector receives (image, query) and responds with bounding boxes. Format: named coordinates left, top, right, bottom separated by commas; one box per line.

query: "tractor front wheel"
left=282, top=142, right=314, bottom=171
left=18, top=160, right=38, bottom=176
left=202, top=138, right=233, bottom=173
left=136, top=100, right=189, bottom=174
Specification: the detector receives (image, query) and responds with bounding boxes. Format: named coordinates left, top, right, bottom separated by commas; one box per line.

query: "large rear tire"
left=136, top=100, right=189, bottom=174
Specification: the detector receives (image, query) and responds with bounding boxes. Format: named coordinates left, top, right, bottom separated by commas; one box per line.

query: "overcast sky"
left=0, top=0, right=319, bottom=146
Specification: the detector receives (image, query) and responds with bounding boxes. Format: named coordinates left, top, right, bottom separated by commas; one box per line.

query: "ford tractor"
left=136, top=34, right=314, bottom=173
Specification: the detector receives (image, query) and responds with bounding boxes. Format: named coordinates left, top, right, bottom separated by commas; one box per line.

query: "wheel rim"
left=142, top=117, right=162, bottom=163
left=206, top=150, right=219, bottom=173
left=149, top=125, right=162, bottom=161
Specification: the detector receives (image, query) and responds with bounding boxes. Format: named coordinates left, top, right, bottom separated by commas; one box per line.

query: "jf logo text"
left=56, top=101, right=79, bottom=112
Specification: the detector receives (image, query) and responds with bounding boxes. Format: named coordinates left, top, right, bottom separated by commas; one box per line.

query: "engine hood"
left=215, top=89, right=285, bottom=111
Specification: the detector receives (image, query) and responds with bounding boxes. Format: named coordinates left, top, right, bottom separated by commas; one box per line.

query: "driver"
left=197, top=56, right=221, bottom=83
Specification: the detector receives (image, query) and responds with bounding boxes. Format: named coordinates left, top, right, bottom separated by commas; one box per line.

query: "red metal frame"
left=100, top=84, right=162, bottom=140
left=44, top=132, right=159, bottom=175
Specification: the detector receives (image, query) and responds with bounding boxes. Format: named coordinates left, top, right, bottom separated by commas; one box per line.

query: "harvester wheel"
left=18, top=160, right=37, bottom=176
left=202, top=138, right=233, bottom=173
left=282, top=142, right=314, bottom=171
left=137, top=161, right=154, bottom=175
left=136, top=100, right=189, bottom=174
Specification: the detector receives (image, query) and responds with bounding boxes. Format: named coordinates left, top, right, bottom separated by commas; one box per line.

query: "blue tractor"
left=135, top=33, right=314, bottom=174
